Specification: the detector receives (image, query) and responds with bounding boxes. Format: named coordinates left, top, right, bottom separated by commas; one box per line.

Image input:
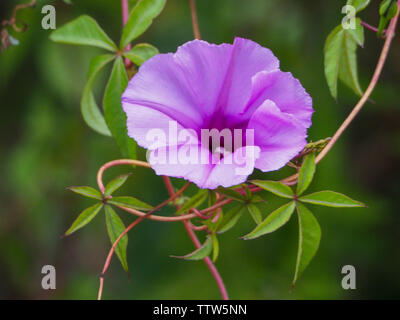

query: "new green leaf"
left=299, top=191, right=366, bottom=208
left=105, top=173, right=132, bottom=196
left=292, top=203, right=321, bottom=286
left=378, top=0, right=398, bottom=37
left=251, top=180, right=294, bottom=199
left=242, top=202, right=295, bottom=240
left=123, top=43, right=159, bottom=66
left=177, top=189, right=208, bottom=214
left=50, top=15, right=117, bottom=51
left=171, top=235, right=213, bottom=261
left=247, top=203, right=262, bottom=225
left=347, top=0, right=371, bottom=12
left=217, top=187, right=246, bottom=202
left=217, top=205, right=245, bottom=234
left=212, top=234, right=219, bottom=262
left=120, top=0, right=166, bottom=49
left=109, top=196, right=153, bottom=211
left=67, top=186, right=102, bottom=200
left=103, top=57, right=136, bottom=158
left=65, top=202, right=103, bottom=236
left=324, top=19, right=364, bottom=99
left=81, top=54, right=114, bottom=136
left=296, top=152, right=316, bottom=196
left=105, top=205, right=129, bottom=272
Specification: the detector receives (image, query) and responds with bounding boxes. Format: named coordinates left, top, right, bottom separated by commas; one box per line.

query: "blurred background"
left=1, top=0, right=399, bottom=299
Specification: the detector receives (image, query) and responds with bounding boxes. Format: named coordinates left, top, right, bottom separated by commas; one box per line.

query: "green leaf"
left=105, top=205, right=129, bottom=272
left=216, top=187, right=246, bottom=202
left=347, top=0, right=371, bottom=12
left=212, top=234, right=219, bottom=262
left=378, top=0, right=398, bottom=36
left=324, top=20, right=363, bottom=99
left=109, top=196, right=153, bottom=211
left=242, top=202, right=296, bottom=240
left=176, top=189, right=208, bottom=214
left=67, top=186, right=102, bottom=200
left=296, top=152, right=316, bottom=196
left=251, top=180, right=294, bottom=199
left=65, top=203, right=103, bottom=236
left=105, top=173, right=131, bottom=196
left=123, top=43, right=159, bottom=66
left=299, top=191, right=366, bottom=208
left=217, top=205, right=245, bottom=234
left=81, top=54, right=114, bottom=136
left=120, top=0, right=166, bottom=49
left=50, top=15, right=117, bottom=51
left=171, top=235, right=213, bottom=261
left=247, top=203, right=262, bottom=225
left=292, top=203, right=321, bottom=286
left=103, top=57, right=136, bottom=158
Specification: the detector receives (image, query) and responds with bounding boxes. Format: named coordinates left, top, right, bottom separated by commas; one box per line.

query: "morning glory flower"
left=122, top=37, right=313, bottom=189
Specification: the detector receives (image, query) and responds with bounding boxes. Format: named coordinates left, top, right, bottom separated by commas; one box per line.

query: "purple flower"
left=122, top=37, right=313, bottom=189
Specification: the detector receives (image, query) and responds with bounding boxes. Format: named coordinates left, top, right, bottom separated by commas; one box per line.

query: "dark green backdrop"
left=1, top=0, right=399, bottom=299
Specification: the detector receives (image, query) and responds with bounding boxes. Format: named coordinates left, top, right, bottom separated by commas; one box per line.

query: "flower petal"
left=149, top=143, right=260, bottom=189
left=122, top=53, right=204, bottom=131
left=219, top=37, right=279, bottom=125
left=244, top=70, right=313, bottom=128
left=247, top=100, right=307, bottom=172
left=123, top=104, right=198, bottom=150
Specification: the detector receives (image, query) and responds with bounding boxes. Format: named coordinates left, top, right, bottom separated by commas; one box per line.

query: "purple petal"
left=247, top=100, right=308, bottom=172
left=244, top=70, right=313, bottom=128
left=217, top=37, right=280, bottom=125
left=149, top=144, right=260, bottom=189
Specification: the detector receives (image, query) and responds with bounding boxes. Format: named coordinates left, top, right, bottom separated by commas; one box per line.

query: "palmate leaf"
left=81, top=54, right=114, bottom=136
left=299, top=191, right=366, bottom=208
left=251, top=180, right=294, bottom=199
left=324, top=19, right=364, bottom=99
left=378, top=0, right=398, bottom=37
left=296, top=152, right=316, bottom=196
left=108, top=196, right=153, bottom=211
left=216, top=205, right=245, bottom=234
left=103, top=57, right=137, bottom=158
left=104, top=173, right=132, bottom=196
left=292, top=203, right=321, bottom=287
left=123, top=43, right=159, bottom=66
left=105, top=205, right=129, bottom=272
left=247, top=203, right=262, bottom=225
left=176, top=189, right=208, bottom=214
left=120, top=0, right=167, bottom=49
left=67, top=186, right=102, bottom=200
left=242, top=202, right=296, bottom=240
left=50, top=15, right=117, bottom=52
left=171, top=235, right=213, bottom=261
left=216, top=187, right=246, bottom=202
left=347, top=0, right=371, bottom=12
left=65, top=202, right=103, bottom=236
left=211, top=234, right=219, bottom=262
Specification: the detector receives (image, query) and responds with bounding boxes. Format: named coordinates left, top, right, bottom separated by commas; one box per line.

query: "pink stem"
left=121, top=0, right=132, bottom=67
left=162, top=176, right=229, bottom=300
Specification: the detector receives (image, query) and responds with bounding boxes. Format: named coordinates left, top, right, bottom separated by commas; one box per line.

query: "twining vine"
left=42, top=0, right=400, bottom=299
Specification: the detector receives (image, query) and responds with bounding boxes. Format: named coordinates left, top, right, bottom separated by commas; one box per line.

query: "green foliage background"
left=1, top=0, right=399, bottom=299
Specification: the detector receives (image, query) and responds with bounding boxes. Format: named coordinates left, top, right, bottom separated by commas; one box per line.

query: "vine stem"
left=282, top=5, right=400, bottom=184
left=97, top=182, right=191, bottom=300
left=97, top=159, right=151, bottom=194
left=189, top=0, right=201, bottom=39
left=121, top=0, right=132, bottom=68
left=162, top=176, right=229, bottom=300
left=315, top=3, right=400, bottom=164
